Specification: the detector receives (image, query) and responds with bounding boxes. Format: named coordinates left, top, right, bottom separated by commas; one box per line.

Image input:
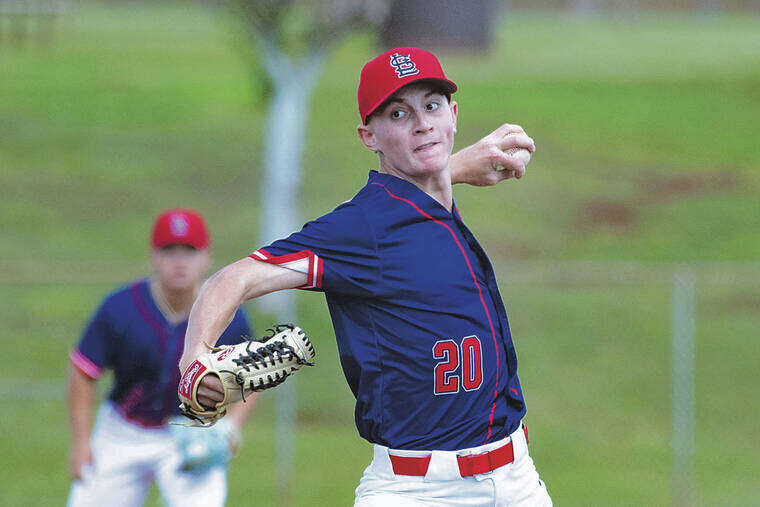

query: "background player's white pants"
left=355, top=422, right=551, bottom=507
left=67, top=402, right=226, bottom=507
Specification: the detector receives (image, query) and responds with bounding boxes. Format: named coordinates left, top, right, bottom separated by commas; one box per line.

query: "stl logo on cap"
left=169, top=214, right=190, bottom=237
left=358, top=47, right=457, bottom=124
left=389, top=53, right=419, bottom=78
left=151, top=208, right=209, bottom=249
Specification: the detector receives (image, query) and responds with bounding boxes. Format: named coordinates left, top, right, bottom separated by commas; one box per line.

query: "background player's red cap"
left=358, top=47, right=458, bottom=124
left=151, top=208, right=209, bottom=250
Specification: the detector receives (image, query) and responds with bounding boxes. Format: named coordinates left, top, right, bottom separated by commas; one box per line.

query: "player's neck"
left=379, top=164, right=453, bottom=212
left=149, top=277, right=198, bottom=324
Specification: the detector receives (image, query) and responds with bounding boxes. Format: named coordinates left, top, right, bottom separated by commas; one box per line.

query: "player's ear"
left=200, top=249, right=211, bottom=272
left=357, top=123, right=378, bottom=152
left=149, top=248, right=159, bottom=269
left=450, top=101, right=458, bottom=135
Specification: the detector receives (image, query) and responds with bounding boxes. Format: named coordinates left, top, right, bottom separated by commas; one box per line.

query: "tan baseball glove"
left=178, top=324, right=315, bottom=426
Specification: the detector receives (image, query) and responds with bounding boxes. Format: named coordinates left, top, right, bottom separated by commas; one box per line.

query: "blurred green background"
left=1, top=2, right=759, bottom=505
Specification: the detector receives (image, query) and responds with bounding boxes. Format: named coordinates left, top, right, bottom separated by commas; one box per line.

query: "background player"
left=67, top=209, right=255, bottom=507
left=177, top=47, right=549, bottom=505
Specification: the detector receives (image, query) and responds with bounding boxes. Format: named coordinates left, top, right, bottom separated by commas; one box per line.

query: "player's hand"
left=450, top=124, right=536, bottom=186
left=69, top=441, right=93, bottom=480
left=179, top=352, right=226, bottom=408
left=196, top=374, right=225, bottom=409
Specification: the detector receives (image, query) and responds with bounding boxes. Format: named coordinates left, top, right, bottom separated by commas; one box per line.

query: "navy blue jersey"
left=70, top=278, right=251, bottom=428
left=251, top=171, right=525, bottom=451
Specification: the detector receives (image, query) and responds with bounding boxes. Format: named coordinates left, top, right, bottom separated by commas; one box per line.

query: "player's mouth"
left=414, top=141, right=438, bottom=152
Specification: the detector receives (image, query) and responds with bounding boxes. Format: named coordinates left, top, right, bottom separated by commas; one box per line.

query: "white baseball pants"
left=355, top=422, right=551, bottom=506
left=67, top=402, right=226, bottom=507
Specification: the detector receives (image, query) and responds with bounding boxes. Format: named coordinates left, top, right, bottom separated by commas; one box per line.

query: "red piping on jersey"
left=371, top=182, right=501, bottom=444
left=131, top=282, right=170, bottom=353
left=69, top=349, right=103, bottom=379
left=250, top=248, right=323, bottom=289
left=113, top=387, right=165, bottom=429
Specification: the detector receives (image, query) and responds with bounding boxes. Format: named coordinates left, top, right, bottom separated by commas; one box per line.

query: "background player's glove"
left=177, top=324, right=315, bottom=427
left=170, top=417, right=241, bottom=472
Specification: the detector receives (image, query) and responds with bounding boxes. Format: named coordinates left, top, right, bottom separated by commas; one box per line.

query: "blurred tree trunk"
left=257, top=42, right=325, bottom=254
left=229, top=3, right=389, bottom=503
left=381, top=0, right=498, bottom=51
left=231, top=0, right=388, bottom=302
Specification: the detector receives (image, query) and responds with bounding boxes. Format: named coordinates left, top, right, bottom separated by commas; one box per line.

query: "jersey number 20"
left=432, top=336, right=483, bottom=395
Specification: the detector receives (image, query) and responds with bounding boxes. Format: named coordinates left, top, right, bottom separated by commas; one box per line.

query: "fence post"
left=672, top=268, right=695, bottom=506
left=274, top=295, right=297, bottom=506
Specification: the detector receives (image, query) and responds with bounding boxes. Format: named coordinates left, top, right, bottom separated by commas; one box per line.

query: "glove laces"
left=221, top=324, right=314, bottom=402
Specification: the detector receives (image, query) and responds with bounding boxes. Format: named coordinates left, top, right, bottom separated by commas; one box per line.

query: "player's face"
left=358, top=83, right=458, bottom=182
left=151, top=244, right=210, bottom=292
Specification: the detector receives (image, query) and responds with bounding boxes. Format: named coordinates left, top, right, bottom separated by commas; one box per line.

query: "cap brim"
left=363, top=77, right=458, bottom=124
left=153, top=240, right=205, bottom=250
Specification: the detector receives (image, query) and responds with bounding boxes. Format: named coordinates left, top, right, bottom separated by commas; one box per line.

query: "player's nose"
left=413, top=111, right=434, bottom=134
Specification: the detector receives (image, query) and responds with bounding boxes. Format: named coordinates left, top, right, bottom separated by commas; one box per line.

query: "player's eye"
left=426, top=102, right=440, bottom=112
left=390, top=109, right=406, bottom=119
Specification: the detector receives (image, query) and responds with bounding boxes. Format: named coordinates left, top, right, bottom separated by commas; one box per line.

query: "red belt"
left=389, top=425, right=529, bottom=477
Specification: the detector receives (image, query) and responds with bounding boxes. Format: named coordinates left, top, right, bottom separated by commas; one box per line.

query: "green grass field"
left=1, top=3, right=759, bottom=505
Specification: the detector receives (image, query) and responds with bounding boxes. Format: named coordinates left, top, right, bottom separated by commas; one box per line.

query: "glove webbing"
left=220, top=328, right=314, bottom=402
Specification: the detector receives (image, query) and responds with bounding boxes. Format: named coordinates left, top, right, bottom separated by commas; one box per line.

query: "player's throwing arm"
left=178, top=257, right=313, bottom=420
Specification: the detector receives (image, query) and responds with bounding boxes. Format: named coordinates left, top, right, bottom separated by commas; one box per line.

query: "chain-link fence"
left=2, top=260, right=758, bottom=504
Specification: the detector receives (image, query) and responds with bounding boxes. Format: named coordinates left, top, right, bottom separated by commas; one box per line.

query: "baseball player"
left=67, top=209, right=255, bottom=507
left=179, top=47, right=551, bottom=505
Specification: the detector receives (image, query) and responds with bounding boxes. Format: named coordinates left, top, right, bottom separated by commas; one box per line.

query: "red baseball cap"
left=358, top=47, right=458, bottom=124
left=151, top=208, right=209, bottom=250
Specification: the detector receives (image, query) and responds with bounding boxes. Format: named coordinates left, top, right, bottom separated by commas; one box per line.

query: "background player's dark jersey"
left=71, top=278, right=251, bottom=427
